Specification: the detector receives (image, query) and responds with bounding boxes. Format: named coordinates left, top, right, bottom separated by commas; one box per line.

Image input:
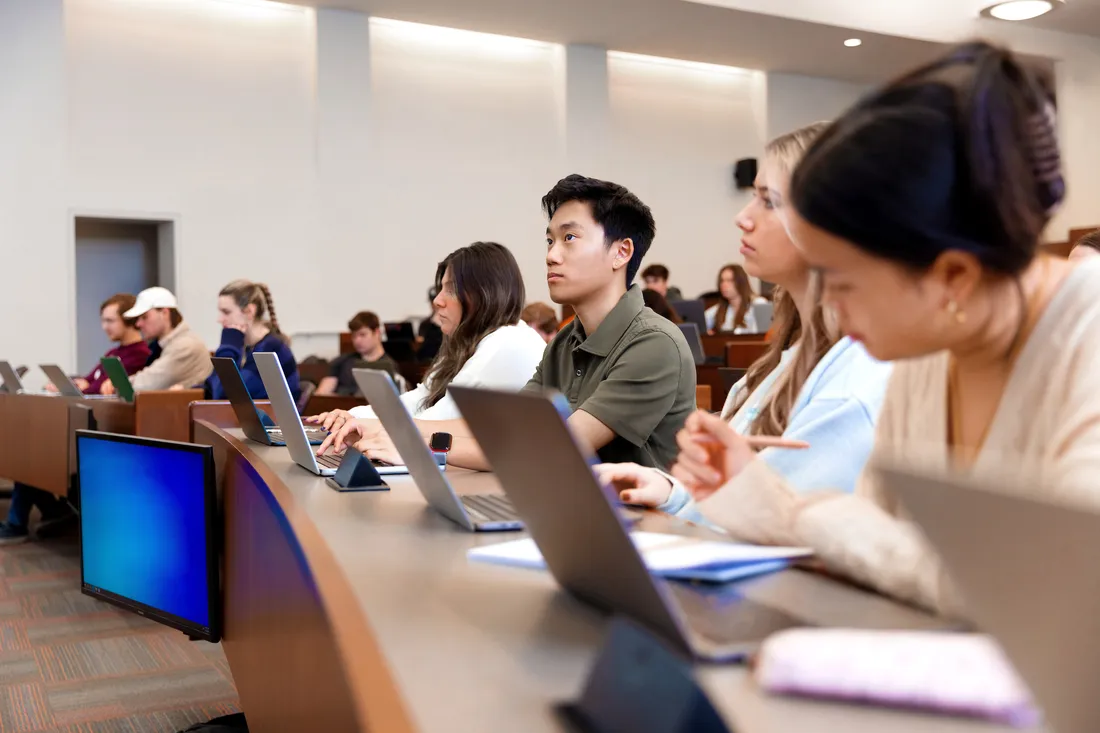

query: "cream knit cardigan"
left=696, top=260, right=1100, bottom=618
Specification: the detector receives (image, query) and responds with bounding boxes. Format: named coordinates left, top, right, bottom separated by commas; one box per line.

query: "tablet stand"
left=324, top=447, right=389, bottom=492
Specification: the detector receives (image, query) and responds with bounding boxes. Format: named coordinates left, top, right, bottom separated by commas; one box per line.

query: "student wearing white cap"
left=102, top=286, right=212, bottom=393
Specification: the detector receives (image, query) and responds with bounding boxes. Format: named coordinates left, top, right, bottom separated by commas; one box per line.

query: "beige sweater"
left=130, top=321, right=213, bottom=391
left=697, top=260, right=1100, bottom=618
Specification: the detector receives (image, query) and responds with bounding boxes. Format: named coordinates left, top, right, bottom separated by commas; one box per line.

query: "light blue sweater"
left=661, top=336, right=891, bottom=518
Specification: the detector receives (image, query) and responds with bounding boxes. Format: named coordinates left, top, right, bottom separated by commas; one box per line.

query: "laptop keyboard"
left=317, top=452, right=343, bottom=469
left=666, top=580, right=806, bottom=647
left=461, top=494, right=519, bottom=522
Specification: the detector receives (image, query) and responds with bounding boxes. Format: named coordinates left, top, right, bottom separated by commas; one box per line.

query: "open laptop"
left=210, top=357, right=326, bottom=447
left=452, top=386, right=819, bottom=661
left=0, top=361, right=25, bottom=393
left=751, top=301, right=774, bottom=333
left=254, top=352, right=407, bottom=478
left=100, top=357, right=136, bottom=402
left=352, top=368, right=520, bottom=532
left=886, top=464, right=1100, bottom=733
left=669, top=299, right=706, bottom=335
left=677, top=323, right=707, bottom=367
left=40, top=364, right=88, bottom=398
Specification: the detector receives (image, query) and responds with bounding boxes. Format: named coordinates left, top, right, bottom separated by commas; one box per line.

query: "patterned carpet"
left=0, top=494, right=241, bottom=733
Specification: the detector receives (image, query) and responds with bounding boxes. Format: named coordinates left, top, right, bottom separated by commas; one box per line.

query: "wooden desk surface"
left=198, top=424, right=1041, bottom=733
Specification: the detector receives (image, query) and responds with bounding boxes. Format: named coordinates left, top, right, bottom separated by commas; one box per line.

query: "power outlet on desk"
left=556, top=617, right=731, bottom=733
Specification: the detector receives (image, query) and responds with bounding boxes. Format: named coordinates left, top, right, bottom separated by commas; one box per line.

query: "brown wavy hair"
left=723, top=121, right=835, bottom=437
left=422, top=242, right=525, bottom=410
left=713, top=264, right=754, bottom=332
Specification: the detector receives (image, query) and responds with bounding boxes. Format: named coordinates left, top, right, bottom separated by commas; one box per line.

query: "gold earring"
left=946, top=300, right=967, bottom=325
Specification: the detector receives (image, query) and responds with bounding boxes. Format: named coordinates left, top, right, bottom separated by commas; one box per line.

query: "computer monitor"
left=76, top=430, right=221, bottom=642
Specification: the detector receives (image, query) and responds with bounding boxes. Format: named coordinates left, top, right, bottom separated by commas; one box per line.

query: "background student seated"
left=642, top=288, right=682, bottom=324
left=309, top=241, right=546, bottom=436
left=520, top=302, right=560, bottom=344
left=316, top=311, right=399, bottom=396
left=102, top=286, right=212, bottom=393
left=322, top=175, right=696, bottom=472
left=705, top=264, right=764, bottom=333
left=598, top=122, right=891, bottom=518
left=205, top=280, right=298, bottom=400
left=668, top=42, right=1100, bottom=619
left=45, top=293, right=150, bottom=396
left=641, top=263, right=683, bottom=302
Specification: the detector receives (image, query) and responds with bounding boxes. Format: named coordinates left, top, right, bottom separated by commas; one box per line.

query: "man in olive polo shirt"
left=520, top=174, right=696, bottom=467
left=319, top=174, right=695, bottom=471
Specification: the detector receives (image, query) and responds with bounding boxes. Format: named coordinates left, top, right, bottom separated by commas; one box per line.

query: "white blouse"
left=350, top=321, right=547, bottom=421
left=705, top=297, right=768, bottom=334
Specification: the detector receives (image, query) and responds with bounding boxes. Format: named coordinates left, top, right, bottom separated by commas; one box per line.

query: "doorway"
left=73, top=217, right=176, bottom=371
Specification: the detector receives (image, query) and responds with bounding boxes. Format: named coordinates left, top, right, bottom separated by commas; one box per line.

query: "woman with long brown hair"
left=311, top=242, right=546, bottom=433
left=705, top=264, right=760, bottom=333
left=597, top=121, right=891, bottom=515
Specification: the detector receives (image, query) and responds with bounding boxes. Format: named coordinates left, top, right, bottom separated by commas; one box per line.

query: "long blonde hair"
left=723, top=121, right=836, bottom=436
left=219, top=279, right=288, bottom=344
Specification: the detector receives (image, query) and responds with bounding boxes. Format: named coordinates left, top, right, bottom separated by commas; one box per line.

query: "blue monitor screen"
left=78, top=434, right=215, bottom=635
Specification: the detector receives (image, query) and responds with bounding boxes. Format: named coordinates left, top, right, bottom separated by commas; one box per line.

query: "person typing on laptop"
left=101, top=287, right=212, bottom=394
left=318, top=175, right=696, bottom=472
left=44, top=293, right=150, bottom=396
left=204, top=279, right=299, bottom=400
left=308, top=241, right=547, bottom=446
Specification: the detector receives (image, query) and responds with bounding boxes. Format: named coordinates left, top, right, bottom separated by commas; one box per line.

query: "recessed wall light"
left=981, top=0, right=1064, bottom=21
left=843, top=38, right=862, bottom=48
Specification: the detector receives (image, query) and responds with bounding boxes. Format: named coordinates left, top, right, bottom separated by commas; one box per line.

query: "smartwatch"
left=429, top=432, right=453, bottom=456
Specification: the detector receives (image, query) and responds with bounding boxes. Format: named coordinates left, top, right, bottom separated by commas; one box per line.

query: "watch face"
left=430, top=432, right=453, bottom=452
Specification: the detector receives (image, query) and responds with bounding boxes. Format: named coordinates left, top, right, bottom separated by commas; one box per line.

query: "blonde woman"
left=671, top=42, right=1100, bottom=617
left=600, top=122, right=891, bottom=513
left=205, top=279, right=299, bottom=400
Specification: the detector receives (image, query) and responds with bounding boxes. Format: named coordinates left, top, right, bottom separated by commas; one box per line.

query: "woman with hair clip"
left=597, top=121, right=891, bottom=516
left=705, top=264, right=763, bottom=334
left=670, top=41, right=1100, bottom=618
left=308, top=242, right=546, bottom=444
left=204, top=279, right=300, bottom=400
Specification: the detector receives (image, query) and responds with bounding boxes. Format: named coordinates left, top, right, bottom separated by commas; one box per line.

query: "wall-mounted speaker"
left=734, top=158, right=757, bottom=189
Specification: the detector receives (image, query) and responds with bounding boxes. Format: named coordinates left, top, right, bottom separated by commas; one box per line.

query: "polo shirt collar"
left=572, top=285, right=644, bottom=357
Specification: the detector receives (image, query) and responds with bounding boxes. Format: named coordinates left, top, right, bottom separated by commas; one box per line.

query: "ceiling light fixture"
left=843, top=38, right=862, bottom=47
left=980, top=0, right=1064, bottom=21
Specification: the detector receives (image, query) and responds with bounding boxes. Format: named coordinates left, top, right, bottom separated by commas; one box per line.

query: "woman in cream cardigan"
left=666, top=41, right=1100, bottom=618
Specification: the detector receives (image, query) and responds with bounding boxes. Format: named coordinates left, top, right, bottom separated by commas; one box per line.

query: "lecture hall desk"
left=195, top=419, right=1045, bottom=733
left=0, top=389, right=201, bottom=496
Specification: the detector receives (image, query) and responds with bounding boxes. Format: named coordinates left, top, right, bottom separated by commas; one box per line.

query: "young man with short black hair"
left=641, top=263, right=683, bottom=302
left=323, top=174, right=696, bottom=470
left=316, top=311, right=399, bottom=396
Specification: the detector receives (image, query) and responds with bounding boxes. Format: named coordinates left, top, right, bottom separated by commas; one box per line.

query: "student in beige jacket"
left=102, top=286, right=212, bottom=393
left=657, top=42, right=1100, bottom=619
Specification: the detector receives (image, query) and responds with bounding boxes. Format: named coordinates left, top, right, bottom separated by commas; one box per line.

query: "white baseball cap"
left=124, top=286, right=178, bottom=319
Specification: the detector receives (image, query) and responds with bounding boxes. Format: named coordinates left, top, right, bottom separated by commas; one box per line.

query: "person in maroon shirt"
left=46, top=293, right=151, bottom=395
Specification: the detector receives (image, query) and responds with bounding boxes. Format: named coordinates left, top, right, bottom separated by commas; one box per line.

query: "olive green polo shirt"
left=522, top=285, right=696, bottom=468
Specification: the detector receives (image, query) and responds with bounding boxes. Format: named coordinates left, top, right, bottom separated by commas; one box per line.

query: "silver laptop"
left=886, top=463, right=1100, bottom=733
left=677, top=323, right=706, bottom=366
left=0, top=361, right=25, bottom=393
left=40, top=364, right=87, bottom=398
left=453, top=387, right=948, bottom=661
left=352, top=368, right=521, bottom=532
left=254, top=352, right=407, bottom=477
left=210, top=357, right=326, bottom=447
left=751, top=301, right=774, bottom=333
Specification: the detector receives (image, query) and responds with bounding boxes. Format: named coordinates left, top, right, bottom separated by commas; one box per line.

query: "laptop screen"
left=77, top=431, right=219, bottom=641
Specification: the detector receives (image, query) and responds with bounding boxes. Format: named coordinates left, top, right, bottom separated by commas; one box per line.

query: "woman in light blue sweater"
left=598, top=122, right=891, bottom=515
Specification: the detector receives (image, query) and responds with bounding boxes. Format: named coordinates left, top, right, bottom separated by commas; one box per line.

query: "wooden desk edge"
left=194, top=420, right=417, bottom=733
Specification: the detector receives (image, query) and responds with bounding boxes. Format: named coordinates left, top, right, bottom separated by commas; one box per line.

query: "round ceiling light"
left=981, top=0, right=1063, bottom=21
left=844, top=38, right=863, bottom=47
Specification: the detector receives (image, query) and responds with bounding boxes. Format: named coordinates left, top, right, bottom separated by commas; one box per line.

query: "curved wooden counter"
left=194, top=421, right=1043, bottom=733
